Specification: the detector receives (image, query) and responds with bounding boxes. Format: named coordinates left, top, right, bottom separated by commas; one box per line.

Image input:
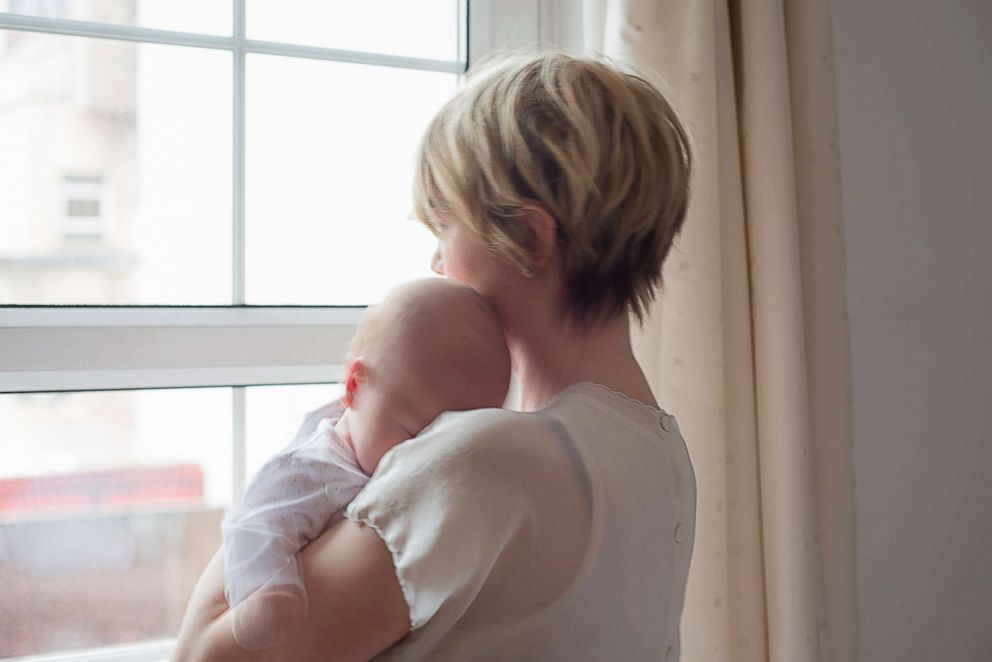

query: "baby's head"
left=341, top=278, right=510, bottom=474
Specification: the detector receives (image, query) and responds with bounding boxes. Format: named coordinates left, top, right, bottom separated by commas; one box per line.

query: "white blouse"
left=345, top=382, right=697, bottom=661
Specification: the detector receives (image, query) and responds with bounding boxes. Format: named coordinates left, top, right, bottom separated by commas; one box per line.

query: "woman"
left=175, top=51, right=695, bottom=661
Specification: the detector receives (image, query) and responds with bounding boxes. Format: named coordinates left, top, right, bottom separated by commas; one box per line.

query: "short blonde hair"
left=413, top=51, right=692, bottom=322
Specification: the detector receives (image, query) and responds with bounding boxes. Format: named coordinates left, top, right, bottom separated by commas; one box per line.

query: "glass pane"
left=1, top=0, right=232, bottom=35
left=0, top=388, right=231, bottom=658
left=246, top=55, right=453, bottom=305
left=0, top=30, right=231, bottom=304
left=245, top=383, right=344, bottom=481
left=247, top=0, right=460, bottom=61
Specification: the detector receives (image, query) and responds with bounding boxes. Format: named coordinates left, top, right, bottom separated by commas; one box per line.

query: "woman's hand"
left=173, top=518, right=410, bottom=661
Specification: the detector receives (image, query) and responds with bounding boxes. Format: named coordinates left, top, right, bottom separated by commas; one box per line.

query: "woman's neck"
left=502, top=302, right=656, bottom=412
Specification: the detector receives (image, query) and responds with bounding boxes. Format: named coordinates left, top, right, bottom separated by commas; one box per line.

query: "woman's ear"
left=524, top=206, right=557, bottom=270
left=344, top=358, right=367, bottom=408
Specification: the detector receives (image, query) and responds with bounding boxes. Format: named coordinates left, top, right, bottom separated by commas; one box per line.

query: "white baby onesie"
left=221, top=401, right=368, bottom=646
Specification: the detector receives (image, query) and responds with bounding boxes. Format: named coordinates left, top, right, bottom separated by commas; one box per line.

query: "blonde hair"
left=413, top=51, right=692, bottom=323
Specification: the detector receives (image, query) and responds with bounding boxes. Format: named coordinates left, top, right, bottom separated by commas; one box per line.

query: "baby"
left=221, top=278, right=510, bottom=651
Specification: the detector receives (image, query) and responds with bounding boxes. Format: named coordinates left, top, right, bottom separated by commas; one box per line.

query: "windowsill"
left=4, top=638, right=174, bottom=662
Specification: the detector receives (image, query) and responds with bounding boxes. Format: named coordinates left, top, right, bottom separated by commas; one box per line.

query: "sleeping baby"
left=221, top=278, right=511, bottom=650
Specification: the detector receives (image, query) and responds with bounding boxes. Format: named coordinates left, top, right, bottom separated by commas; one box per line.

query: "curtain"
left=587, top=1, right=858, bottom=660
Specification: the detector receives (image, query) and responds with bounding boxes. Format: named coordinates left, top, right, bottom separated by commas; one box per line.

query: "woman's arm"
left=173, top=518, right=410, bottom=662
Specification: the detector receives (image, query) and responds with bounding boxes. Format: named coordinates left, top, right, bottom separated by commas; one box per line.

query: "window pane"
left=246, top=55, right=453, bottom=305
left=0, top=388, right=231, bottom=658
left=0, top=30, right=232, bottom=304
left=245, top=383, right=344, bottom=481
left=1, top=0, right=232, bottom=35
left=246, top=0, right=460, bottom=61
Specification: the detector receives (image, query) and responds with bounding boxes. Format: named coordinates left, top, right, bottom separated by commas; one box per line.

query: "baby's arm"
left=222, top=445, right=366, bottom=650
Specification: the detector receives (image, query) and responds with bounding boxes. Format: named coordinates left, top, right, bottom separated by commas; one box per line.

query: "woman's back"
left=346, top=382, right=696, bottom=660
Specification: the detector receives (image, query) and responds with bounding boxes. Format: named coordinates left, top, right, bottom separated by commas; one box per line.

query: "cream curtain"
left=588, top=1, right=857, bottom=660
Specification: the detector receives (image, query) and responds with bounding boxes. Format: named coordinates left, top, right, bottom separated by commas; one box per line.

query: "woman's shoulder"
left=431, top=406, right=553, bottom=440
left=371, top=407, right=564, bottom=485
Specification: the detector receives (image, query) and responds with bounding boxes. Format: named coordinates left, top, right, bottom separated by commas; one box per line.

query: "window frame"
left=0, top=0, right=566, bottom=394
left=0, top=3, right=471, bottom=438
left=0, top=1, right=555, bottom=659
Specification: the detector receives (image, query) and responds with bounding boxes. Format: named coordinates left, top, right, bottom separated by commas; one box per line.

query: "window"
left=0, top=1, right=544, bottom=659
left=61, top=175, right=106, bottom=239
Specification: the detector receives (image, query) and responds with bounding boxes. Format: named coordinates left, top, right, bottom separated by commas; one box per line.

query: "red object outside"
left=0, top=464, right=203, bottom=515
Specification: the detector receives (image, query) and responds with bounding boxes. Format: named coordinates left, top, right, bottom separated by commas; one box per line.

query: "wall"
left=831, top=2, right=992, bottom=660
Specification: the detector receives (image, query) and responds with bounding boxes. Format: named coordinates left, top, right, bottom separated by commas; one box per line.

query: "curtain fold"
left=593, top=1, right=857, bottom=660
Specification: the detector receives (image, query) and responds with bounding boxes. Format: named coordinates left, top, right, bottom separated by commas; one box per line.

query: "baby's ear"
left=344, top=357, right=367, bottom=408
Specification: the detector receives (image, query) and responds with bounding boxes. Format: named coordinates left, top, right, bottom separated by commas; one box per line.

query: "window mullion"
left=233, top=0, right=247, bottom=305
left=457, top=0, right=468, bottom=64
left=0, top=11, right=235, bottom=49
left=233, top=385, right=246, bottom=504
left=0, top=311, right=360, bottom=393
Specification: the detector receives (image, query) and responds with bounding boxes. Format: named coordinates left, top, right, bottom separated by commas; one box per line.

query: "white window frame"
left=0, top=2, right=555, bottom=661
left=0, top=0, right=567, bottom=393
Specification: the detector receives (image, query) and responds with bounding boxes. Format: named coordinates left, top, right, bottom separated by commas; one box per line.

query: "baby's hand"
left=231, top=583, right=308, bottom=651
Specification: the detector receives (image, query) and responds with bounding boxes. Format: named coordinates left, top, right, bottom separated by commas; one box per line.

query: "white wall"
left=831, top=2, right=992, bottom=660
